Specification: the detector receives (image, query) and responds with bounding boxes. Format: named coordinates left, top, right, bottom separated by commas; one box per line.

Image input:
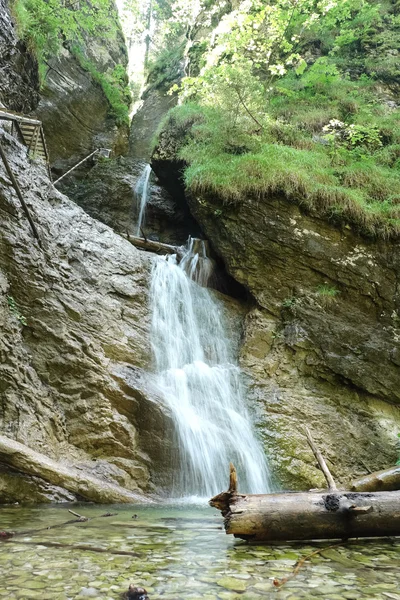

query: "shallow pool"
left=0, top=503, right=399, bottom=599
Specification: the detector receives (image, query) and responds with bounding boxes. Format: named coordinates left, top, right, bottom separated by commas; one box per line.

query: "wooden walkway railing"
left=0, top=109, right=51, bottom=179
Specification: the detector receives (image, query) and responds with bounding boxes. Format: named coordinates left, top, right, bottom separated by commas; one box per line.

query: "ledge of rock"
left=152, top=128, right=400, bottom=489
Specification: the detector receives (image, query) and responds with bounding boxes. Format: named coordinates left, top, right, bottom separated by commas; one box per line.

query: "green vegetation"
left=397, top=434, right=400, bottom=465
left=71, top=47, right=130, bottom=125
left=10, top=0, right=130, bottom=123
left=155, top=0, right=400, bottom=238
left=147, top=44, right=186, bottom=91
left=282, top=297, right=298, bottom=309
left=7, top=296, right=27, bottom=326
left=316, top=285, right=340, bottom=298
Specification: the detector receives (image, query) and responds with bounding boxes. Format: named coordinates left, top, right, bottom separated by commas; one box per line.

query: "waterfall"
left=135, top=164, right=152, bottom=236
left=150, top=238, right=271, bottom=498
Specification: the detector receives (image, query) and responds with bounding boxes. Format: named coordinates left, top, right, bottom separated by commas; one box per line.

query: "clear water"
left=0, top=503, right=399, bottom=600
left=135, top=164, right=152, bottom=236
left=150, top=238, right=271, bottom=497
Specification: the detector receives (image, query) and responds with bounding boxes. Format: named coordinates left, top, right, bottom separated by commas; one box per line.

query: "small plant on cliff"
left=315, top=284, right=340, bottom=307
left=396, top=434, right=400, bottom=466
left=316, top=284, right=339, bottom=298
left=7, top=296, right=27, bottom=327
left=282, top=296, right=298, bottom=309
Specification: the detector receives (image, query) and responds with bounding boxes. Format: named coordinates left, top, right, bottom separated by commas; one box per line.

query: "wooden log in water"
left=126, top=234, right=180, bottom=256
left=351, top=465, right=400, bottom=492
left=210, top=466, right=400, bottom=542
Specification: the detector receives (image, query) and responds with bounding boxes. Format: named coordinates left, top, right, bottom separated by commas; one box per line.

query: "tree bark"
left=351, top=465, right=400, bottom=492
left=126, top=234, right=180, bottom=256
left=0, top=435, right=150, bottom=504
left=210, top=470, right=400, bottom=542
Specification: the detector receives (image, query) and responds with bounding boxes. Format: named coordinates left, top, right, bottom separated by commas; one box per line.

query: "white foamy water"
left=150, top=238, right=271, bottom=497
left=135, top=163, right=152, bottom=236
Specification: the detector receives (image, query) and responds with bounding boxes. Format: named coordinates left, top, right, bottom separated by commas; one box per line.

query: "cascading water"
left=135, top=163, right=152, bottom=236
left=151, top=237, right=271, bottom=498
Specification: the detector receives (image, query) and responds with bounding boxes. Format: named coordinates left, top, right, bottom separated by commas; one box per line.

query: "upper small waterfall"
left=135, top=163, right=152, bottom=236
left=150, top=238, right=271, bottom=498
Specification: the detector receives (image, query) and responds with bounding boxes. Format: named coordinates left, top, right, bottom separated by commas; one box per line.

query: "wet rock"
left=0, top=0, right=39, bottom=112
left=0, top=129, right=171, bottom=501
left=130, top=87, right=178, bottom=161
left=0, top=465, right=76, bottom=504
left=152, top=124, right=400, bottom=489
left=68, top=157, right=197, bottom=245
left=34, top=2, right=129, bottom=183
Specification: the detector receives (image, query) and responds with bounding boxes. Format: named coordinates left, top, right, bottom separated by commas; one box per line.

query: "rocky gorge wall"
left=0, top=0, right=39, bottom=113
left=0, top=127, right=178, bottom=502
left=30, top=0, right=130, bottom=184
left=152, top=136, right=400, bottom=490
left=2, top=0, right=400, bottom=500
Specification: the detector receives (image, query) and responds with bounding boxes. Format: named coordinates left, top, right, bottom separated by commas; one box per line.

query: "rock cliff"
left=71, top=156, right=200, bottom=244
left=32, top=1, right=130, bottom=185
left=0, top=0, right=39, bottom=112
left=0, top=128, right=172, bottom=502
left=152, top=128, right=400, bottom=490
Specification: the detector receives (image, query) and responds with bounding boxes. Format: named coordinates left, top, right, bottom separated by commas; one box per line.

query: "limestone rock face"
left=0, top=129, right=169, bottom=502
left=70, top=156, right=198, bottom=245
left=130, top=87, right=178, bottom=161
left=152, top=132, right=400, bottom=490
left=33, top=6, right=129, bottom=182
left=0, top=0, right=39, bottom=112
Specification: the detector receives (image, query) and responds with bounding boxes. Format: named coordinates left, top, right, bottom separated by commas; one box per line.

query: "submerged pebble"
left=0, top=504, right=398, bottom=599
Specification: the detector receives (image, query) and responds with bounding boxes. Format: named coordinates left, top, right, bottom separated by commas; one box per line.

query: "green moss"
left=147, top=43, right=185, bottom=91
left=10, top=0, right=130, bottom=123
left=155, top=84, right=400, bottom=237
left=71, top=47, right=130, bottom=125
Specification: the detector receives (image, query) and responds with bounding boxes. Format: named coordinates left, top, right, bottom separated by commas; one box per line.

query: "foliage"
left=147, top=43, right=185, bottom=91
left=10, top=0, right=131, bottom=122
left=7, top=296, right=27, bottom=327
left=316, top=285, right=339, bottom=297
left=153, top=0, right=400, bottom=238
left=282, top=297, right=298, bottom=309
left=11, top=0, right=119, bottom=71
left=72, top=47, right=131, bottom=124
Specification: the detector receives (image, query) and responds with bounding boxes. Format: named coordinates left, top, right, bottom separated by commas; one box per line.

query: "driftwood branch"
left=351, top=465, right=400, bottom=492
left=126, top=233, right=180, bottom=256
left=228, top=462, right=238, bottom=493
left=273, top=541, right=345, bottom=588
left=1, top=510, right=117, bottom=540
left=305, top=427, right=337, bottom=490
left=6, top=539, right=141, bottom=558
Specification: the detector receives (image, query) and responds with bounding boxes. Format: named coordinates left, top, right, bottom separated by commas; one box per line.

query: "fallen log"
left=0, top=435, right=150, bottom=504
left=210, top=465, right=400, bottom=542
left=351, top=465, right=400, bottom=492
left=126, top=234, right=180, bottom=256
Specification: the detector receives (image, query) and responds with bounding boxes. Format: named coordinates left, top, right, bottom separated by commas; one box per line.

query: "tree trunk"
left=126, top=234, right=180, bottom=256
left=351, top=465, right=400, bottom=492
left=0, top=435, right=149, bottom=504
left=210, top=487, right=400, bottom=542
